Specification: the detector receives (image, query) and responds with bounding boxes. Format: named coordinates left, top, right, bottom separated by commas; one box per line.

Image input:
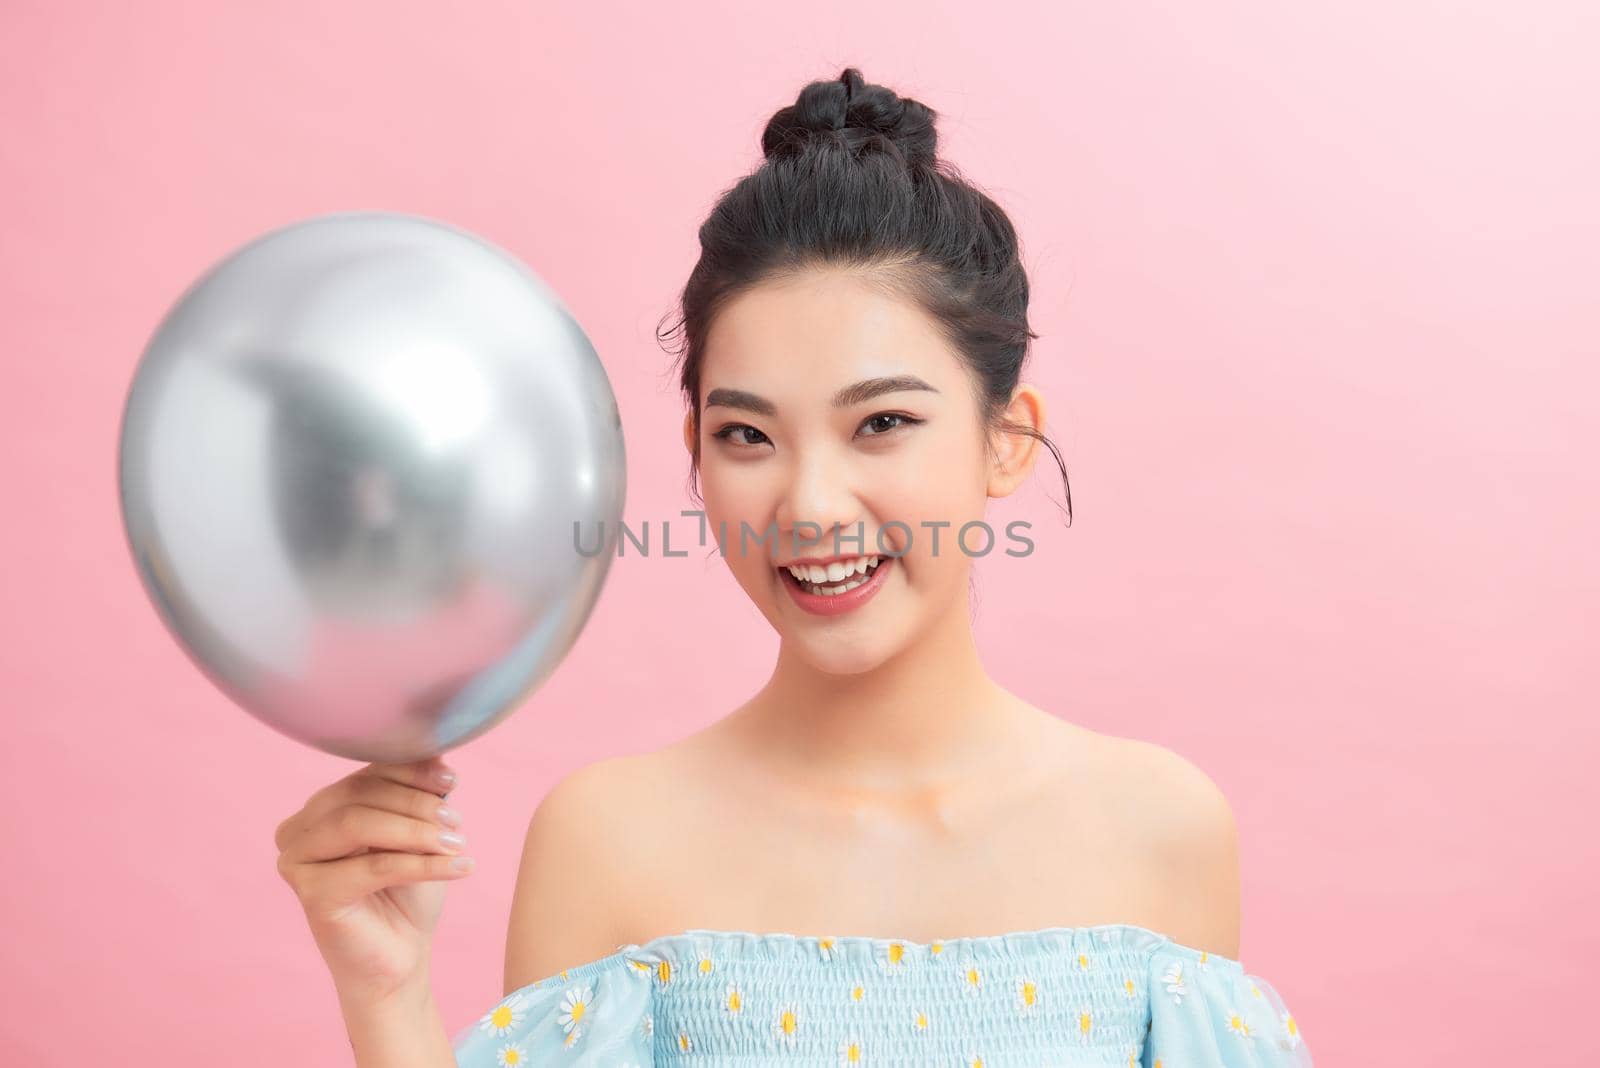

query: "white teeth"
left=783, top=555, right=883, bottom=596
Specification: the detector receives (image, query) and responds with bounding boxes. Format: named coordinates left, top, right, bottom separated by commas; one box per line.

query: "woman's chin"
left=794, top=642, right=890, bottom=677
left=777, top=624, right=904, bottom=676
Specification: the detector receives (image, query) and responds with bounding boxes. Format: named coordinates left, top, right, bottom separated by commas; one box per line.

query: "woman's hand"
left=275, top=756, right=473, bottom=1006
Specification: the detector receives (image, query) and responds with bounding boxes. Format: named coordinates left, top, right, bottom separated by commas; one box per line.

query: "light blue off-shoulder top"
left=450, top=923, right=1311, bottom=1066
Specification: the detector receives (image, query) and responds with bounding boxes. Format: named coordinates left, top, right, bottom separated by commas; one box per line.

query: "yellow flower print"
left=818, top=936, right=837, bottom=962
left=1281, top=1010, right=1303, bottom=1049
left=1124, top=1046, right=1140, bottom=1068
left=1122, top=975, right=1138, bottom=998
left=838, top=1037, right=864, bottom=1064
left=1076, top=952, right=1091, bottom=970
left=910, top=1007, right=931, bottom=1034
left=477, top=991, right=529, bottom=1037
left=698, top=955, right=714, bottom=976
left=627, top=958, right=654, bottom=980
left=1225, top=1006, right=1253, bottom=1039
left=1250, top=981, right=1263, bottom=999
left=1196, top=950, right=1210, bottom=971
left=723, top=983, right=745, bottom=1015
left=1074, top=1008, right=1093, bottom=1044
left=964, top=1052, right=985, bottom=1068
left=640, top=1013, right=654, bottom=1038
left=655, top=959, right=673, bottom=985
left=773, top=1003, right=802, bottom=1045
left=929, top=940, right=945, bottom=958
left=848, top=982, right=867, bottom=1004
left=877, top=940, right=907, bottom=970
left=1161, top=961, right=1187, bottom=1004
left=961, top=964, right=983, bottom=994
left=1016, top=976, right=1039, bottom=1016
left=676, top=1031, right=693, bottom=1053
left=494, top=1043, right=527, bottom=1067
left=557, top=984, right=592, bottom=1046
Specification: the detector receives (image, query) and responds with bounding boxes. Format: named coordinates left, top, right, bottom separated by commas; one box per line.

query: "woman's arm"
left=340, top=977, right=457, bottom=1067
left=503, top=758, right=640, bottom=993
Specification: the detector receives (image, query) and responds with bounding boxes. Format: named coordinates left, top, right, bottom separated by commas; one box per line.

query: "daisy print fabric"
left=450, top=925, right=1313, bottom=1066
left=449, top=945, right=656, bottom=1066
left=1144, top=941, right=1313, bottom=1067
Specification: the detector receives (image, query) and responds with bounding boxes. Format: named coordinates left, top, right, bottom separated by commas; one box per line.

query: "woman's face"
left=687, top=267, right=1028, bottom=674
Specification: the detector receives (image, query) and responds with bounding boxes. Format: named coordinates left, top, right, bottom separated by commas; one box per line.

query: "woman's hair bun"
left=760, top=67, right=938, bottom=170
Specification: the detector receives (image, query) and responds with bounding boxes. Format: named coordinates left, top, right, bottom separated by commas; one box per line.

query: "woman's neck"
left=730, top=604, right=1041, bottom=794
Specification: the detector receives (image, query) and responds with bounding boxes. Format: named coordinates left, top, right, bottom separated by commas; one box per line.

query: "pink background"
left=3, top=2, right=1596, bottom=1064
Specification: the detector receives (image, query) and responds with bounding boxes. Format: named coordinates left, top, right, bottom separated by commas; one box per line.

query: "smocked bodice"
left=450, top=923, right=1312, bottom=1066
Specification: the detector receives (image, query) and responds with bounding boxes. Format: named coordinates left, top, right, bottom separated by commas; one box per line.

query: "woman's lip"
left=778, top=556, right=893, bottom=617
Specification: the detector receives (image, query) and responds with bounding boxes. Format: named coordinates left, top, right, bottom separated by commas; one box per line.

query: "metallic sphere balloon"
left=118, top=211, right=626, bottom=763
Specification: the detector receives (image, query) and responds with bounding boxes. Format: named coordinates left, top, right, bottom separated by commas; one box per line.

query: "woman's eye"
left=858, top=412, right=924, bottom=437
left=711, top=423, right=770, bottom=447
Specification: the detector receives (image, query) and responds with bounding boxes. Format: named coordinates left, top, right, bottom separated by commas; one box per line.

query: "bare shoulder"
left=1106, top=735, right=1239, bottom=858
left=501, top=753, right=655, bottom=994
left=1086, top=731, right=1242, bottom=959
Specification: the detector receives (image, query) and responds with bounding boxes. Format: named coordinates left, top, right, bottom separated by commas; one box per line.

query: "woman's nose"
left=774, top=452, right=862, bottom=552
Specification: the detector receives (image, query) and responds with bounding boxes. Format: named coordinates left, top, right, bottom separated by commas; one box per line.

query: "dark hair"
left=657, top=67, right=1072, bottom=525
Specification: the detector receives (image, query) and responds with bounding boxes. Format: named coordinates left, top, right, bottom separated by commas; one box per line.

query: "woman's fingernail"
left=436, top=767, right=458, bottom=790
left=449, top=855, right=475, bottom=872
left=436, top=805, right=462, bottom=828
left=439, top=830, right=467, bottom=852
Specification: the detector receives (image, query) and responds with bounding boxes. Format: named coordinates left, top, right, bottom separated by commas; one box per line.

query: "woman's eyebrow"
left=704, top=375, right=939, bottom=415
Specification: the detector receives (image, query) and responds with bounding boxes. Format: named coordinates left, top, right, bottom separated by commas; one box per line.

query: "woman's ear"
left=682, top=409, right=698, bottom=460
left=987, top=384, right=1046, bottom=499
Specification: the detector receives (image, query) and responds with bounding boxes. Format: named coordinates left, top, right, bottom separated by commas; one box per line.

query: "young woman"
left=275, top=68, right=1314, bottom=1067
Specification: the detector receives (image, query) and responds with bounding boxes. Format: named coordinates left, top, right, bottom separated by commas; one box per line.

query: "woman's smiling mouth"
left=777, top=554, right=892, bottom=616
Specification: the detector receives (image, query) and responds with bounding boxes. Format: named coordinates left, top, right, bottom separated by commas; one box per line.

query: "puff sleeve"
left=1143, top=942, right=1312, bottom=1067
left=451, top=951, right=656, bottom=1066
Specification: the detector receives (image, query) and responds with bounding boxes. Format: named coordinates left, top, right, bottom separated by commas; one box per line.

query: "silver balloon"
left=118, top=211, right=626, bottom=762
